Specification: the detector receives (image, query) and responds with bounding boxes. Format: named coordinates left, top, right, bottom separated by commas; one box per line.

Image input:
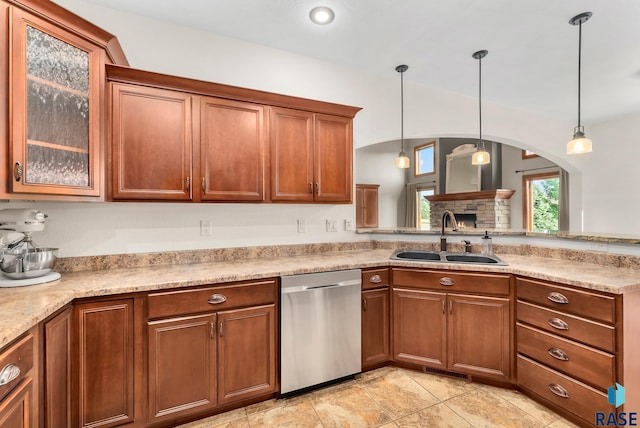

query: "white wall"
left=354, top=142, right=406, bottom=228
left=38, top=0, right=640, bottom=257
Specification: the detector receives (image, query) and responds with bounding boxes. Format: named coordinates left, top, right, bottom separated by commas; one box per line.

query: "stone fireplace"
left=426, top=189, right=515, bottom=230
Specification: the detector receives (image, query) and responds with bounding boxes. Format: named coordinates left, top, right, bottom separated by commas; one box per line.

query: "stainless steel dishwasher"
left=280, top=269, right=361, bottom=395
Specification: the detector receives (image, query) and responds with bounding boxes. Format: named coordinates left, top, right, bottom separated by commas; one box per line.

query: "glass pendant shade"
left=472, top=147, right=490, bottom=165
left=395, top=151, right=410, bottom=168
left=567, top=126, right=592, bottom=154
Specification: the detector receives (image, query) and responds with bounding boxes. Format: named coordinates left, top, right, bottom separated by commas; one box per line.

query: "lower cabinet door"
left=0, top=378, right=33, bottom=428
left=447, top=294, right=511, bottom=380
left=362, top=288, right=389, bottom=369
left=217, top=305, right=276, bottom=405
left=392, top=288, right=446, bottom=368
left=44, top=307, right=72, bottom=428
left=148, top=314, right=217, bottom=422
left=75, top=299, right=135, bottom=428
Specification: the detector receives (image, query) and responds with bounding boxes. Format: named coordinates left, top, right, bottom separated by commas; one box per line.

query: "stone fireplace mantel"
left=426, top=189, right=516, bottom=230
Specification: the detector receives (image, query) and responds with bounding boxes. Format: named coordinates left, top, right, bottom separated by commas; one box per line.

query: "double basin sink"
left=390, top=249, right=508, bottom=266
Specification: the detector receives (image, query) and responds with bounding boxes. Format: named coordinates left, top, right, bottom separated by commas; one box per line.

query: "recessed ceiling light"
left=309, top=6, right=335, bottom=25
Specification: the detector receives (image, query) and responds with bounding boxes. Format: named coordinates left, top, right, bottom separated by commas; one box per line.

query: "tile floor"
left=177, top=366, right=580, bottom=428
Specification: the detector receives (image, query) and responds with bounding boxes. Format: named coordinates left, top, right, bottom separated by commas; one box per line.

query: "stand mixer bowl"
left=0, top=247, right=58, bottom=279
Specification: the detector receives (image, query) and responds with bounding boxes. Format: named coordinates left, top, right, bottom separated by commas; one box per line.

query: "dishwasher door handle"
left=282, top=279, right=361, bottom=294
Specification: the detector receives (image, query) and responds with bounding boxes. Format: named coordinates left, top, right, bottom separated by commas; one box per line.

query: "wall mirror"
left=445, top=144, right=481, bottom=193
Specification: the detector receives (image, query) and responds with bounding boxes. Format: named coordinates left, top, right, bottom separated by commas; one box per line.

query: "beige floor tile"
left=406, top=371, right=477, bottom=401
left=395, top=404, right=473, bottom=428
left=247, top=398, right=323, bottom=428
left=546, top=418, right=582, bottom=428
left=478, top=385, right=561, bottom=425
left=244, top=394, right=307, bottom=415
left=176, top=408, right=247, bottom=428
left=360, top=368, right=439, bottom=419
left=445, top=389, right=545, bottom=428
left=311, top=382, right=391, bottom=427
left=378, top=423, right=399, bottom=428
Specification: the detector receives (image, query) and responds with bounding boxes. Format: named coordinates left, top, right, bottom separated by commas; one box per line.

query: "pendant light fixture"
left=567, top=12, right=593, bottom=154
left=471, top=50, right=490, bottom=165
left=395, top=64, right=410, bottom=169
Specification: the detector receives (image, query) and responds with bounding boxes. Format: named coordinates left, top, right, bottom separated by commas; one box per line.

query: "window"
left=522, top=150, right=539, bottom=159
left=414, top=141, right=435, bottom=176
left=523, top=172, right=560, bottom=233
left=417, top=186, right=435, bottom=230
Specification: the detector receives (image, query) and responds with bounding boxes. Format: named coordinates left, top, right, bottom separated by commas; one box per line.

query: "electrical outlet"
left=587, top=241, right=608, bottom=252
left=326, top=219, right=338, bottom=232
left=297, top=219, right=307, bottom=233
left=200, top=220, right=212, bottom=236
left=344, top=219, right=354, bottom=231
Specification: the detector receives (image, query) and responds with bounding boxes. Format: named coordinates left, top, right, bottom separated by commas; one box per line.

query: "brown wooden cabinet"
left=43, top=307, right=72, bottom=428
left=391, top=268, right=512, bottom=381
left=110, top=82, right=193, bottom=201
left=200, top=97, right=266, bottom=201
left=270, top=107, right=353, bottom=203
left=0, top=1, right=127, bottom=200
left=217, top=305, right=276, bottom=405
left=107, top=66, right=359, bottom=203
left=515, top=277, right=619, bottom=425
left=146, top=279, right=277, bottom=424
left=0, top=332, right=36, bottom=427
left=73, top=299, right=135, bottom=428
left=361, top=268, right=391, bottom=370
left=356, top=184, right=379, bottom=228
left=148, top=314, right=217, bottom=422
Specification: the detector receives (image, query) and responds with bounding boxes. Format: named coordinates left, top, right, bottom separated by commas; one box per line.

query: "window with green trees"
left=524, top=173, right=559, bottom=233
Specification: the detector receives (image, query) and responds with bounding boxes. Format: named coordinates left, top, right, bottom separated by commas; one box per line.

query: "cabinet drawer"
left=516, top=277, right=616, bottom=324
left=0, top=334, right=33, bottom=402
left=516, top=323, right=614, bottom=391
left=517, top=355, right=612, bottom=423
left=517, top=301, right=615, bottom=353
left=392, top=268, right=510, bottom=296
left=362, top=268, right=389, bottom=290
left=148, top=279, right=277, bottom=319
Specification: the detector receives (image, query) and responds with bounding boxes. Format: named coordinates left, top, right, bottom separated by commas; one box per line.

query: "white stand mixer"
left=0, top=209, right=60, bottom=287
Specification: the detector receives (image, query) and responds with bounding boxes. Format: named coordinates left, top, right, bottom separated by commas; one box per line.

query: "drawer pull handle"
left=439, top=277, right=455, bottom=286
left=369, top=275, right=382, bottom=284
left=548, top=383, right=570, bottom=399
left=548, top=347, right=569, bottom=361
left=207, top=294, right=227, bottom=305
left=0, top=364, right=20, bottom=386
left=548, top=292, right=569, bottom=304
left=548, top=318, right=569, bottom=330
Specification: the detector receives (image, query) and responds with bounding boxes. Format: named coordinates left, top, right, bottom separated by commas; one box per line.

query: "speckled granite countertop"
left=2, top=247, right=640, bottom=350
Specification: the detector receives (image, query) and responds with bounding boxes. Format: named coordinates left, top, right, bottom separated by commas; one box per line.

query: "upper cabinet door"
left=200, top=97, right=265, bottom=201
left=314, top=114, right=352, bottom=203
left=9, top=8, right=104, bottom=196
left=269, top=107, right=314, bottom=202
left=110, top=82, right=193, bottom=200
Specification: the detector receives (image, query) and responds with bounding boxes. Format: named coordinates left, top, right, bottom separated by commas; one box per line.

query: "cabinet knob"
left=307, top=182, right=313, bottom=194
left=369, top=275, right=382, bottom=284
left=548, top=383, right=570, bottom=399
left=547, top=347, right=569, bottom=361
left=14, top=162, right=23, bottom=182
left=439, top=277, right=455, bottom=286
left=547, top=317, right=569, bottom=330
left=207, top=294, right=227, bottom=305
left=201, top=177, right=206, bottom=192
left=547, top=292, right=569, bottom=304
left=363, top=297, right=367, bottom=311
left=0, top=363, right=20, bottom=386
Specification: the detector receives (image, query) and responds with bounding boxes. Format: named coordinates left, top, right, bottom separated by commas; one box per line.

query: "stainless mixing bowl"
left=0, top=247, right=58, bottom=279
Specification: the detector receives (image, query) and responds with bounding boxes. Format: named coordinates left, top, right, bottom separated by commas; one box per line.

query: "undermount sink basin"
left=390, top=250, right=508, bottom=266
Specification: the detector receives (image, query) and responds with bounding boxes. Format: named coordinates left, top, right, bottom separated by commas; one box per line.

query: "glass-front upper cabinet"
left=9, top=8, right=104, bottom=196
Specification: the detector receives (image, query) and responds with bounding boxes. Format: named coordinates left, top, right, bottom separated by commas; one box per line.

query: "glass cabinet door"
left=10, top=8, right=103, bottom=196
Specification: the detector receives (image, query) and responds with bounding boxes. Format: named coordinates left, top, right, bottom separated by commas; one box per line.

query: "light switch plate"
left=297, top=219, right=307, bottom=233
left=344, top=219, right=354, bottom=231
left=326, top=219, right=338, bottom=232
